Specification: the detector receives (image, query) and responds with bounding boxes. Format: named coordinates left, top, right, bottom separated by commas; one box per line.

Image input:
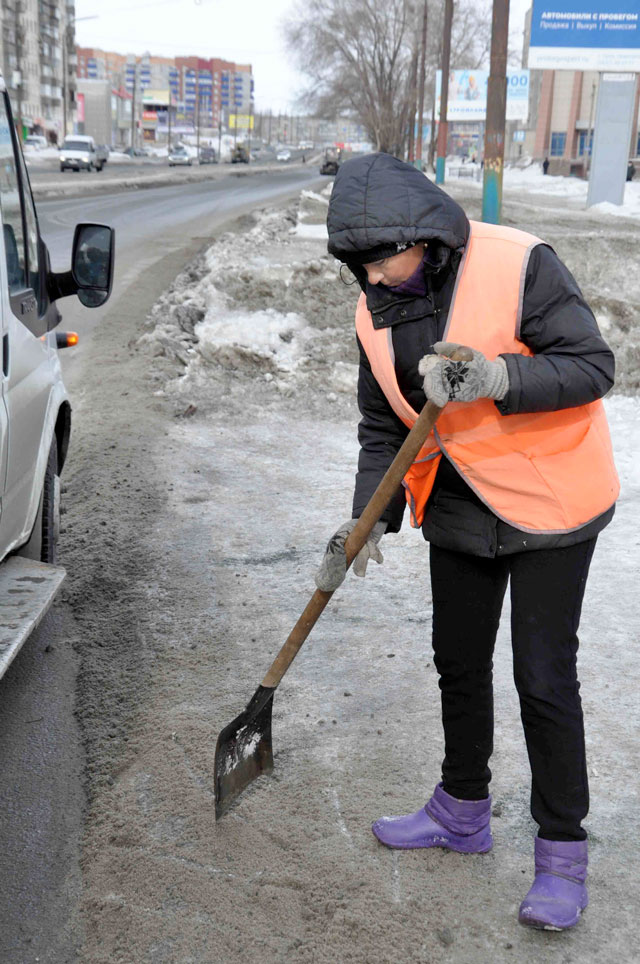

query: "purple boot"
left=518, top=838, right=588, bottom=931
left=371, top=783, right=492, bottom=853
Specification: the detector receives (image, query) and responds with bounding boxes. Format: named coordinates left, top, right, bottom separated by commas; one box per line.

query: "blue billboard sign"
left=529, top=0, right=640, bottom=70
left=435, top=70, right=530, bottom=121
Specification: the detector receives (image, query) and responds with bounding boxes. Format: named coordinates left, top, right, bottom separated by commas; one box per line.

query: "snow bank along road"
left=1, top=172, right=639, bottom=963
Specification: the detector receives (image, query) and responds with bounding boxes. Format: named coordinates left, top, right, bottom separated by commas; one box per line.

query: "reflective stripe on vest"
left=355, top=220, right=619, bottom=532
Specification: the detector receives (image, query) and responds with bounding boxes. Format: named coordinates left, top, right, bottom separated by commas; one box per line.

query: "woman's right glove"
left=314, top=518, right=386, bottom=592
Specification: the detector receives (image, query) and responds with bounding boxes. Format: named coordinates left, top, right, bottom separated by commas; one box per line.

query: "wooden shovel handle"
left=261, top=346, right=473, bottom=689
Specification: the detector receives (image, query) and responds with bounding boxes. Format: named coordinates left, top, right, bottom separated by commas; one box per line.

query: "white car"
left=24, top=134, right=48, bottom=150
left=0, top=72, right=115, bottom=676
left=59, top=134, right=99, bottom=172
left=276, top=149, right=291, bottom=162
left=168, top=147, right=192, bottom=167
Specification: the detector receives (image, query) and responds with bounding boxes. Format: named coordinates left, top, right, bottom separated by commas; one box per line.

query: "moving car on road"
left=320, top=150, right=340, bottom=175
left=168, top=145, right=192, bottom=167
left=198, top=146, right=217, bottom=164
left=231, top=145, right=249, bottom=164
left=0, top=71, right=115, bottom=679
left=59, top=134, right=100, bottom=172
left=95, top=144, right=110, bottom=169
left=24, top=134, right=48, bottom=150
left=276, top=148, right=291, bottom=162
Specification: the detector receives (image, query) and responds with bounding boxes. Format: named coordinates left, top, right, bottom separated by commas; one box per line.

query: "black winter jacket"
left=327, top=153, right=616, bottom=557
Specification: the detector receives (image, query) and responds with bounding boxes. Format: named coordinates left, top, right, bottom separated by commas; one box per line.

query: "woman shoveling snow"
left=316, top=152, right=618, bottom=932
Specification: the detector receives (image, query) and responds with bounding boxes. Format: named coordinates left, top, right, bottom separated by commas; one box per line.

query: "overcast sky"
left=75, top=0, right=532, bottom=114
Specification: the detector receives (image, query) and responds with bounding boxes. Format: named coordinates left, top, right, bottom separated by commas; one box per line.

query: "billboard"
left=229, top=114, right=254, bottom=130
left=435, top=70, right=530, bottom=121
left=528, top=0, right=640, bottom=70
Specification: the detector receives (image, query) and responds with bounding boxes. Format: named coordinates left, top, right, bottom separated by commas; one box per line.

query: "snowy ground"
left=73, top=178, right=640, bottom=962
left=446, top=158, right=640, bottom=220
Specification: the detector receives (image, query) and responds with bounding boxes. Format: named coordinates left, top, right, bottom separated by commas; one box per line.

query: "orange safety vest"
left=356, top=220, right=619, bottom=533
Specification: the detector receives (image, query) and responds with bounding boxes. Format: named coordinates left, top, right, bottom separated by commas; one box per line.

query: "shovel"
left=214, top=346, right=473, bottom=819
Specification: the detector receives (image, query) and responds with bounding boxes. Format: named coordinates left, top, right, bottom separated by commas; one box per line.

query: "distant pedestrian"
left=627, top=160, right=635, bottom=181
left=542, top=157, right=550, bottom=175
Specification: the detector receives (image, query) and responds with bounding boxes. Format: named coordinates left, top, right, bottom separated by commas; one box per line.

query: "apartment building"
left=76, top=46, right=253, bottom=142
left=0, top=0, right=77, bottom=141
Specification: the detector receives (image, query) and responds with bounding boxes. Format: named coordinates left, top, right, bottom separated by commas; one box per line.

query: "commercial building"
left=76, top=78, right=132, bottom=147
left=0, top=0, right=77, bottom=141
left=523, top=8, right=640, bottom=175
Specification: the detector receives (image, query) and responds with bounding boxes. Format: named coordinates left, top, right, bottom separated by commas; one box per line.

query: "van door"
left=0, top=266, right=7, bottom=509
left=0, top=87, right=54, bottom=553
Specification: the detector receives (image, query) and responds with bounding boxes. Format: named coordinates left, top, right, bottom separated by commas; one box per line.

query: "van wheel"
left=18, top=441, right=60, bottom=564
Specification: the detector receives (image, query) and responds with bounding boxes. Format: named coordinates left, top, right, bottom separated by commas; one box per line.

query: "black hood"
left=327, top=152, right=470, bottom=262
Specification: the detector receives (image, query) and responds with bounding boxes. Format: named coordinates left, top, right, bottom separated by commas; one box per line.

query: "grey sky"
left=75, top=0, right=532, bottom=114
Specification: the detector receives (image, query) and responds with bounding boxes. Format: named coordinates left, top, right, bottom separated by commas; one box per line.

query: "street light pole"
left=61, top=14, right=97, bottom=142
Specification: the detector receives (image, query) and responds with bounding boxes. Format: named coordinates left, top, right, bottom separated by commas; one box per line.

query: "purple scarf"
left=387, top=253, right=428, bottom=297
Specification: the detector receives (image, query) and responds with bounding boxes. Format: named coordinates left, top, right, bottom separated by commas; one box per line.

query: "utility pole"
left=268, top=108, right=272, bottom=145
left=481, top=0, right=509, bottom=223
left=168, top=89, right=172, bottom=149
left=415, top=0, right=428, bottom=171
left=247, top=92, right=253, bottom=159
left=435, top=0, right=453, bottom=184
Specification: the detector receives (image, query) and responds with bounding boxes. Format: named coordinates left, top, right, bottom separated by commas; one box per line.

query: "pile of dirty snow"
left=138, top=194, right=359, bottom=412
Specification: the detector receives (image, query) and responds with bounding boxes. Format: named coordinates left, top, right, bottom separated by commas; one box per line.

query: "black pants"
left=430, top=538, right=597, bottom=841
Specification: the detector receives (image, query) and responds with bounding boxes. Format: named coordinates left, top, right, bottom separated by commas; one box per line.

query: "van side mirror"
left=47, top=222, right=115, bottom=307
left=72, top=223, right=115, bottom=307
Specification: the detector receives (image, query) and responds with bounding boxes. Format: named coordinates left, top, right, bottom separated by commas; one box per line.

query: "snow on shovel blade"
left=214, top=685, right=275, bottom=819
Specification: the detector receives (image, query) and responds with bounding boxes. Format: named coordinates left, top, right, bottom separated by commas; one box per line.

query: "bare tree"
left=283, top=0, right=491, bottom=157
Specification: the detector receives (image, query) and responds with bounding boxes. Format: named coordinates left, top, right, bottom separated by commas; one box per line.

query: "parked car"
left=168, top=146, right=192, bottom=167
left=276, top=149, right=291, bottom=162
left=122, top=146, right=148, bottom=158
left=198, top=146, right=217, bottom=164
left=95, top=144, right=110, bottom=169
left=0, top=71, right=116, bottom=678
left=24, top=134, right=48, bottom=150
left=59, top=134, right=99, bottom=172
left=231, top=145, right=249, bottom=164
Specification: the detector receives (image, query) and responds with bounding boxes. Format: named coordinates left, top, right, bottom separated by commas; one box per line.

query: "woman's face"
left=363, top=243, right=424, bottom=287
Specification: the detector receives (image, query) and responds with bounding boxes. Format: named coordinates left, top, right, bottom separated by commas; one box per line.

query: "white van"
left=0, top=74, right=115, bottom=677
left=59, top=134, right=100, bottom=172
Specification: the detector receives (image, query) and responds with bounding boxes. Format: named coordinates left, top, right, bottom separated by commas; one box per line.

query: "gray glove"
left=418, top=341, right=509, bottom=407
left=315, top=519, right=386, bottom=592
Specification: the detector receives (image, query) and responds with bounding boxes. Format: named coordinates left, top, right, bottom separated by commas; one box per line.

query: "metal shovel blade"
left=214, top=685, right=275, bottom=819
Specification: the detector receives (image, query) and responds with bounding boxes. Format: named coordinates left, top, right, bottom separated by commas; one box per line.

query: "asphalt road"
left=27, top=148, right=310, bottom=188
left=0, top=165, right=324, bottom=964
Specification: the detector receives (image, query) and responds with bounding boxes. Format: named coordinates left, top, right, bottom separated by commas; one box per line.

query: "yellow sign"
left=229, top=114, right=254, bottom=130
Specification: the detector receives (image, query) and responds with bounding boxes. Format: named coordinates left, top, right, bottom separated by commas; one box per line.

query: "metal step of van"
left=0, top=558, right=66, bottom=679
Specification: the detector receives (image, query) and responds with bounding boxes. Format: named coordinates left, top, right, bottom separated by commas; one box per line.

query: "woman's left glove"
left=315, top=519, right=387, bottom=592
left=419, top=341, right=509, bottom=407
